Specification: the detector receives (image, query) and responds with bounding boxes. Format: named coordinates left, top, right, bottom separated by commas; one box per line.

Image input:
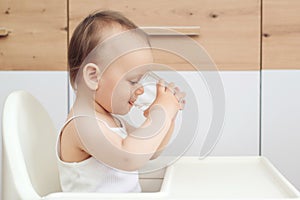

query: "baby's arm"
left=123, top=113, right=175, bottom=160
left=74, top=81, right=180, bottom=171
left=124, top=82, right=185, bottom=160
left=123, top=115, right=175, bottom=160
left=150, top=119, right=175, bottom=160
left=146, top=85, right=185, bottom=160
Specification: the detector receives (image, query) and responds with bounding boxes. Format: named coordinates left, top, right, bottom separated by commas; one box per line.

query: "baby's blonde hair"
left=68, top=10, right=138, bottom=89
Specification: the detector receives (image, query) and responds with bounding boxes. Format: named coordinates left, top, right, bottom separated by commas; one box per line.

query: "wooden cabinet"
left=0, top=0, right=262, bottom=71
left=3, top=0, right=300, bottom=70
left=262, top=0, right=300, bottom=69
left=69, top=0, right=260, bottom=70
left=0, top=0, right=67, bottom=70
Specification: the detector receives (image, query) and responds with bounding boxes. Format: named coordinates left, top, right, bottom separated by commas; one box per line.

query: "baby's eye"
left=129, top=80, right=138, bottom=85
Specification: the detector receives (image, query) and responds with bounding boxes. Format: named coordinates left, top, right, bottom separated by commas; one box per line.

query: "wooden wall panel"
left=0, top=0, right=67, bottom=70
left=263, top=0, right=300, bottom=69
left=70, top=0, right=260, bottom=70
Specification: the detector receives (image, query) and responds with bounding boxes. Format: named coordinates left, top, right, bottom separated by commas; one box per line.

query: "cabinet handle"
left=140, top=26, right=200, bottom=36
left=0, top=27, right=12, bottom=37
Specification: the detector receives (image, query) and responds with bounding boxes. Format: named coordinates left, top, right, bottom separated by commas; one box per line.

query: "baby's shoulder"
left=61, top=117, right=82, bottom=147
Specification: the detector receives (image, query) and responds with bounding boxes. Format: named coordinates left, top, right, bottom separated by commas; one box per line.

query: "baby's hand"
left=144, top=80, right=186, bottom=119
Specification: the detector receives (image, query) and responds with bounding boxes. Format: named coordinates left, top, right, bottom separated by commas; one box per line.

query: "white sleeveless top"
left=56, top=115, right=141, bottom=193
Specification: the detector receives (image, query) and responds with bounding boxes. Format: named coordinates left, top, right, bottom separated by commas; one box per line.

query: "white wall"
left=262, top=70, right=300, bottom=190
left=209, top=71, right=260, bottom=156
left=0, top=71, right=68, bottom=130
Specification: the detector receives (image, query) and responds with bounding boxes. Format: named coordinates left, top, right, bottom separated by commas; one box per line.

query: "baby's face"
left=95, top=49, right=153, bottom=115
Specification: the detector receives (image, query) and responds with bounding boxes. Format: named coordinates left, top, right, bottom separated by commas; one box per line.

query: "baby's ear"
left=83, top=63, right=101, bottom=90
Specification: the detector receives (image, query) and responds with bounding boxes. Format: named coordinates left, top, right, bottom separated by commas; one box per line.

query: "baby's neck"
left=72, top=97, right=109, bottom=117
left=71, top=99, right=121, bottom=128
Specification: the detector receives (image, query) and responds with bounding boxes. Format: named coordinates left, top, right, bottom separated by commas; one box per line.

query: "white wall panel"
left=209, top=71, right=260, bottom=156
left=159, top=71, right=260, bottom=156
left=0, top=71, right=68, bottom=130
left=262, top=70, right=300, bottom=190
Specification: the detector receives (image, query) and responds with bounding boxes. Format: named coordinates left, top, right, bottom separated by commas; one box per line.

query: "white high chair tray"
left=161, top=156, right=300, bottom=199
left=45, top=156, right=300, bottom=199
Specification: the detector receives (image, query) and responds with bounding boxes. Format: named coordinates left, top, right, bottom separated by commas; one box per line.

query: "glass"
left=132, top=71, right=164, bottom=111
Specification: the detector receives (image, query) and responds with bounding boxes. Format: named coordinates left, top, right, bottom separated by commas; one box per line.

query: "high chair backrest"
left=2, top=91, right=61, bottom=199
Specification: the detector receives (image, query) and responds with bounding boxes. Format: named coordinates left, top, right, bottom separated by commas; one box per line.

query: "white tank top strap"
left=56, top=114, right=128, bottom=162
left=59, top=114, right=128, bottom=145
left=59, top=114, right=87, bottom=133
left=60, top=114, right=126, bottom=132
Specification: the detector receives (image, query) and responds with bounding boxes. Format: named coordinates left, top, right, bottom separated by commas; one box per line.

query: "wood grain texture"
left=0, top=0, right=67, bottom=70
left=69, top=0, right=260, bottom=71
left=263, top=0, right=300, bottom=69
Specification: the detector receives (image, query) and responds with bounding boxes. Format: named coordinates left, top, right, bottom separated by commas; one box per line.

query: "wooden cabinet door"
left=0, top=0, right=67, bottom=70
left=263, top=0, right=300, bottom=69
left=69, top=0, right=260, bottom=70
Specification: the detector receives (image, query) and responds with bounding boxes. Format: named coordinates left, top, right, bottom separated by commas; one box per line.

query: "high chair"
left=2, top=90, right=61, bottom=199
left=1, top=91, right=165, bottom=200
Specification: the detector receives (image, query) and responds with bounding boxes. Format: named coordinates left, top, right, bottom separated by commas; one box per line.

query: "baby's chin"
left=111, top=102, right=132, bottom=115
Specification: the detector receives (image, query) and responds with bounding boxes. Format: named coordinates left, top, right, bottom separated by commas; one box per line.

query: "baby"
left=56, top=10, right=185, bottom=193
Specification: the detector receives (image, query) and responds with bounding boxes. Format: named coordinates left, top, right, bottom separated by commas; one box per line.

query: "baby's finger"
left=174, top=87, right=180, bottom=93
left=166, top=82, right=175, bottom=93
left=175, top=91, right=186, bottom=102
left=174, top=86, right=185, bottom=96
left=157, top=79, right=166, bottom=93
left=179, top=99, right=186, bottom=110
